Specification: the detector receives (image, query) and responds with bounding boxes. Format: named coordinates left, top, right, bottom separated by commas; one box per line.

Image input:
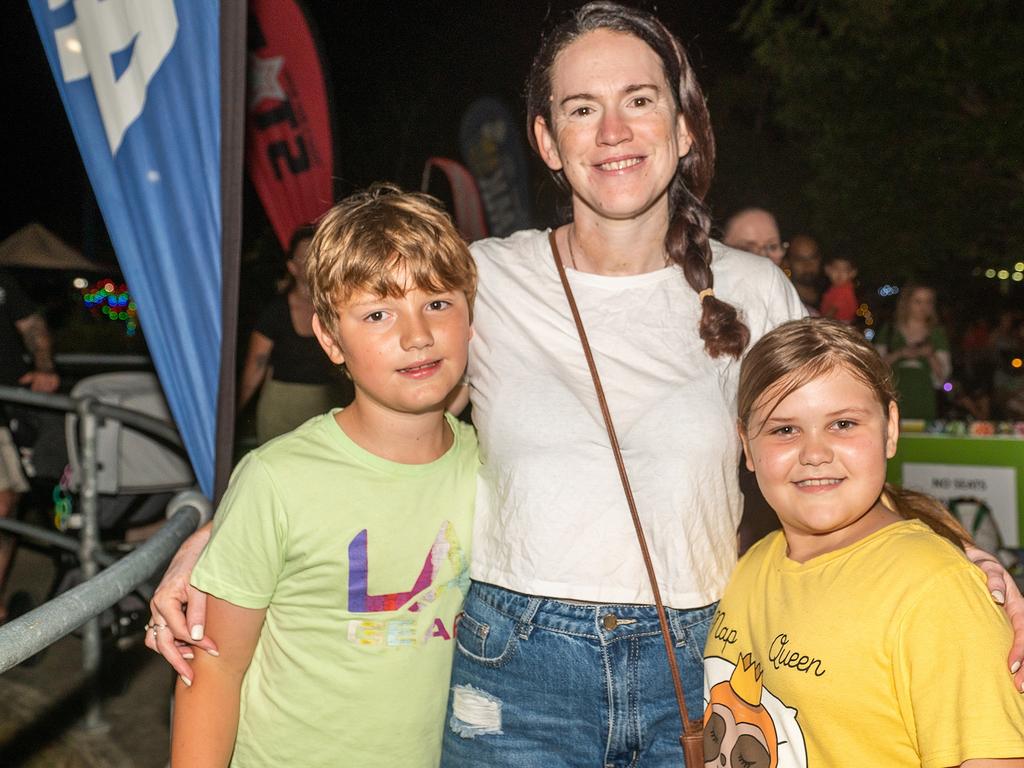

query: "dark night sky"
left=1, top=1, right=755, bottom=258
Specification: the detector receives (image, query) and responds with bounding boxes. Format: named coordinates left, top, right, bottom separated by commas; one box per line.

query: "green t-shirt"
left=192, top=410, right=478, bottom=767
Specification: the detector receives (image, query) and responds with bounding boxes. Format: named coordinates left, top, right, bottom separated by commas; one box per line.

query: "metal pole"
left=0, top=518, right=116, bottom=567
left=76, top=398, right=105, bottom=731
left=0, top=382, right=207, bottom=728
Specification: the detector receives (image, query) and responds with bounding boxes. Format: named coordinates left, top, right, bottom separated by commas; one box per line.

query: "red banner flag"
left=247, top=0, right=334, bottom=249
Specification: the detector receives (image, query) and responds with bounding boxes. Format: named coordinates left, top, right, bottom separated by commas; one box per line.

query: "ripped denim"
left=441, top=580, right=715, bottom=768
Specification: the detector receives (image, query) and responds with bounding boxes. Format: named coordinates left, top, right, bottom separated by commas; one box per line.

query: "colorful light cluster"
left=81, top=279, right=138, bottom=336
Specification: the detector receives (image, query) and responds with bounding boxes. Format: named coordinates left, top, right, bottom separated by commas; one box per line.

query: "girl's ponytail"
left=883, top=484, right=972, bottom=551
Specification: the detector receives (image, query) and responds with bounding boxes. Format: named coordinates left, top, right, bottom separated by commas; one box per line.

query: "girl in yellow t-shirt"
left=703, top=318, right=1024, bottom=768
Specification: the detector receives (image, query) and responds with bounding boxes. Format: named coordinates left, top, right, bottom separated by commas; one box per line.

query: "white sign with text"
left=901, top=463, right=1018, bottom=545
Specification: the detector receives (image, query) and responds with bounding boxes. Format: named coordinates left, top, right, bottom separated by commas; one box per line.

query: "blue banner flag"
left=30, top=0, right=223, bottom=497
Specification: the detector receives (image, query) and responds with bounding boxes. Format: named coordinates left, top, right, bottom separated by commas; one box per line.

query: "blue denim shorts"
left=441, top=581, right=716, bottom=767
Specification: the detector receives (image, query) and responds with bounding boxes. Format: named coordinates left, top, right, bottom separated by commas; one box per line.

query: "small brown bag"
left=549, top=232, right=704, bottom=767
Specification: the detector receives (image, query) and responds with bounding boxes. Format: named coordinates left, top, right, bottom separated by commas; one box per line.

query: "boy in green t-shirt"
left=171, top=184, right=478, bottom=767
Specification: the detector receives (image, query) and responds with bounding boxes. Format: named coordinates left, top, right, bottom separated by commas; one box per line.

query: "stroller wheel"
left=6, top=590, right=47, bottom=667
left=113, top=594, right=150, bottom=651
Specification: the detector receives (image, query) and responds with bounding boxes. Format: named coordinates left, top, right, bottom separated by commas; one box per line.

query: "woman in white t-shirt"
left=147, top=3, right=1023, bottom=765
left=442, top=6, right=802, bottom=763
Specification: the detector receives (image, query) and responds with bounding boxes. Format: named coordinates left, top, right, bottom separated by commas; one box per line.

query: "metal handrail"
left=0, top=518, right=116, bottom=567
left=0, top=504, right=201, bottom=673
left=53, top=353, right=151, bottom=368
left=0, top=383, right=207, bottom=728
left=0, top=385, right=184, bottom=448
left=0, top=386, right=75, bottom=412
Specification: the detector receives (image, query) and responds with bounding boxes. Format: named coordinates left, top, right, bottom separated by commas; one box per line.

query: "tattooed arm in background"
left=14, top=313, right=59, bottom=393
left=236, top=330, right=273, bottom=414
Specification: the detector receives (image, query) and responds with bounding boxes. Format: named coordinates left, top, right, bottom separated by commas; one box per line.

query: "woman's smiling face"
left=532, top=29, right=692, bottom=225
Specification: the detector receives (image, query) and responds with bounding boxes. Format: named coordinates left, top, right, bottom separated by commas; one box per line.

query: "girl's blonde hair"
left=737, top=318, right=971, bottom=550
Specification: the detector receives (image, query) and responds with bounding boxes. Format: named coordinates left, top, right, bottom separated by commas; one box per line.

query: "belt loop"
left=515, top=597, right=542, bottom=640
left=665, top=605, right=681, bottom=646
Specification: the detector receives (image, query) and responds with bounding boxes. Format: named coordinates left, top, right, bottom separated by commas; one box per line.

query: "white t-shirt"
left=468, top=229, right=805, bottom=607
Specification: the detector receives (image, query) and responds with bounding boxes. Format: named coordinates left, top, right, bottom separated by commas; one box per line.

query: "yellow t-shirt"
left=703, top=520, right=1024, bottom=767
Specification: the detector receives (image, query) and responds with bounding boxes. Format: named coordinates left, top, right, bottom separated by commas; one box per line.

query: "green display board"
left=888, top=433, right=1024, bottom=546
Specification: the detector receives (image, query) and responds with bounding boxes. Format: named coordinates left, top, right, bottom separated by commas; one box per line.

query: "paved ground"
left=0, top=540, right=173, bottom=767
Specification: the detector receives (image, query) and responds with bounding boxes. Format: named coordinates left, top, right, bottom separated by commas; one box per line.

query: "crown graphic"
left=730, top=653, right=765, bottom=707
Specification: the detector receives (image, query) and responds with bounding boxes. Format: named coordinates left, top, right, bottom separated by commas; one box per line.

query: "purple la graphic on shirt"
left=347, top=529, right=438, bottom=613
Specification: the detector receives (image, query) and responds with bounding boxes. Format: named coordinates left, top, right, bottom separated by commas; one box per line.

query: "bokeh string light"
left=80, top=278, right=138, bottom=336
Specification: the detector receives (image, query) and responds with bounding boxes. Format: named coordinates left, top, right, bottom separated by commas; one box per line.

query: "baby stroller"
left=7, top=371, right=195, bottom=649
left=63, top=371, right=195, bottom=535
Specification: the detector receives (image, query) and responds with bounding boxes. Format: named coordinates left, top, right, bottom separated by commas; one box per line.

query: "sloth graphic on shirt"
left=703, top=652, right=808, bottom=768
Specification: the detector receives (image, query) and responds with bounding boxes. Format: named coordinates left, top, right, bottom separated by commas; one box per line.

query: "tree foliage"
left=738, top=0, right=1024, bottom=282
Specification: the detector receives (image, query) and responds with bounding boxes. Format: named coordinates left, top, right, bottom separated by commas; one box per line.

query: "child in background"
left=704, top=318, right=1024, bottom=767
left=171, top=184, right=478, bottom=768
left=819, top=255, right=858, bottom=323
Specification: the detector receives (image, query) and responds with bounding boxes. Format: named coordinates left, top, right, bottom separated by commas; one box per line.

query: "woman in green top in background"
left=876, top=283, right=951, bottom=420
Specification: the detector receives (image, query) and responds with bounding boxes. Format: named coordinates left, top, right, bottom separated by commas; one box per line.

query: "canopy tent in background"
left=0, top=222, right=111, bottom=272
left=29, top=0, right=245, bottom=501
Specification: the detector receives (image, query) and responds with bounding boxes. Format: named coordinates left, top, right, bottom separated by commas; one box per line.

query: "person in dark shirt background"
left=236, top=227, right=353, bottom=445
left=0, top=270, right=59, bottom=620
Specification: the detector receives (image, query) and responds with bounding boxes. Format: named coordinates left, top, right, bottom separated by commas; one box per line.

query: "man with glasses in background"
left=721, top=207, right=787, bottom=266
left=721, top=208, right=793, bottom=551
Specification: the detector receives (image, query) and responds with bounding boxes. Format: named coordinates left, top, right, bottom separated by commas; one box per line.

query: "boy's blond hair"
left=306, top=183, right=477, bottom=339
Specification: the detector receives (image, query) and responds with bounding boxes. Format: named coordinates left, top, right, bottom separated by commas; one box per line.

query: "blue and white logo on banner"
left=30, top=0, right=221, bottom=497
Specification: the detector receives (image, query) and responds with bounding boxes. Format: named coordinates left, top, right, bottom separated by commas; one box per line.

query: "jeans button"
left=602, top=613, right=618, bottom=630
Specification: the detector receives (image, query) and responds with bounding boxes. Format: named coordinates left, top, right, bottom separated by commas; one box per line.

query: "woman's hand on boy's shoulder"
left=145, top=524, right=218, bottom=684
left=966, top=544, right=1024, bottom=692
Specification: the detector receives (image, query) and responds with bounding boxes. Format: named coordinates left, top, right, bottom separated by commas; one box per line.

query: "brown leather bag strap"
left=548, top=232, right=703, bottom=764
